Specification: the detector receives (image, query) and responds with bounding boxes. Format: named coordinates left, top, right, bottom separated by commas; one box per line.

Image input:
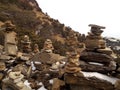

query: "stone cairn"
left=85, top=24, right=106, bottom=50
left=21, top=35, right=32, bottom=54
left=1, top=20, right=18, bottom=56
left=52, top=48, right=84, bottom=90
left=2, top=71, right=31, bottom=90
left=64, top=49, right=82, bottom=74
left=80, top=24, right=116, bottom=73
left=33, top=44, right=40, bottom=54
left=0, top=62, right=6, bottom=81
left=41, top=39, right=54, bottom=53
left=66, top=30, right=79, bottom=47
left=61, top=24, right=119, bottom=90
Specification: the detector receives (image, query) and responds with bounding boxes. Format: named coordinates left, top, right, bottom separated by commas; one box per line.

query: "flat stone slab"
left=97, top=48, right=113, bottom=55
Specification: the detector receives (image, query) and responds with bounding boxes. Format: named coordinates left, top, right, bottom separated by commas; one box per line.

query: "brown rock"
left=9, top=71, right=24, bottom=83
left=41, top=39, right=54, bottom=53
left=64, top=49, right=82, bottom=74
left=86, top=33, right=102, bottom=39
left=97, top=48, right=113, bottom=55
left=0, top=45, right=3, bottom=53
left=88, top=24, right=105, bottom=36
left=2, top=78, right=31, bottom=90
left=32, top=52, right=66, bottom=64
left=80, top=52, right=114, bottom=64
left=21, top=35, right=32, bottom=53
left=80, top=60, right=115, bottom=73
left=33, top=44, right=40, bottom=54
left=64, top=73, right=114, bottom=90
left=1, top=21, right=18, bottom=56
left=0, top=73, right=4, bottom=80
left=65, top=66, right=81, bottom=73
left=52, top=78, right=65, bottom=90
left=0, top=62, right=6, bottom=71
left=85, top=39, right=106, bottom=50
left=115, top=80, right=120, bottom=90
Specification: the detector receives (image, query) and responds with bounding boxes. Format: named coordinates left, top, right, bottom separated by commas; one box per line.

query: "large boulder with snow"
left=64, top=73, right=116, bottom=90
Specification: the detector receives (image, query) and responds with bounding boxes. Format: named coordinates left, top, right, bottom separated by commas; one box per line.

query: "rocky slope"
left=0, top=0, right=85, bottom=55
left=0, top=0, right=119, bottom=56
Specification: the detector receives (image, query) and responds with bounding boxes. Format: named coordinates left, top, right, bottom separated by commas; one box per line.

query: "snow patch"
left=34, top=61, right=42, bottom=64
left=88, top=62, right=103, bottom=66
left=24, top=80, right=32, bottom=89
left=49, top=79, right=53, bottom=84
left=82, top=71, right=119, bottom=84
left=114, top=46, right=120, bottom=50
left=31, top=61, right=36, bottom=70
left=38, top=86, right=47, bottom=90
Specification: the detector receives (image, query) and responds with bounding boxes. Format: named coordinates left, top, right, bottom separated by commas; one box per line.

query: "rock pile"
left=33, top=44, right=40, bottom=54
left=21, top=35, right=32, bottom=54
left=41, top=39, right=54, bottom=53
left=0, top=21, right=120, bottom=90
left=1, top=20, right=18, bottom=56
left=30, top=39, right=66, bottom=90
left=80, top=24, right=116, bottom=73
left=64, top=49, right=82, bottom=74
left=2, top=71, right=31, bottom=90
left=56, top=24, right=120, bottom=90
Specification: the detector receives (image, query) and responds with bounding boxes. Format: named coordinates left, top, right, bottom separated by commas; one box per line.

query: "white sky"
left=36, top=0, right=120, bottom=38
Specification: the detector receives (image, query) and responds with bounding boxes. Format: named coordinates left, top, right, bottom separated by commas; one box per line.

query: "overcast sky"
left=36, top=0, right=120, bottom=38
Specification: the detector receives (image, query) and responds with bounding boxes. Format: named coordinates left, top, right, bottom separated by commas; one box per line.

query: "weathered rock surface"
left=64, top=73, right=114, bottom=90
left=97, top=47, right=113, bottom=55
left=80, top=51, right=114, bottom=64
left=80, top=60, right=115, bottom=73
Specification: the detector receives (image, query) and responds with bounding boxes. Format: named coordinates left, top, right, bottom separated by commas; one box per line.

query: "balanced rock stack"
left=85, top=24, right=115, bottom=57
left=33, top=44, right=40, bottom=54
left=64, top=49, right=82, bottom=74
left=85, top=24, right=106, bottom=50
left=1, top=21, right=18, bottom=56
left=0, top=62, right=6, bottom=81
left=63, top=24, right=119, bottom=90
left=2, top=71, right=31, bottom=90
left=31, top=39, right=66, bottom=90
left=80, top=24, right=116, bottom=73
left=41, top=39, right=54, bottom=53
left=66, top=30, right=79, bottom=47
left=21, top=35, right=32, bottom=54
left=33, top=39, right=66, bottom=71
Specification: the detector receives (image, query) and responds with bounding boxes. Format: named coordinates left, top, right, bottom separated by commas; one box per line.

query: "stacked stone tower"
left=85, top=24, right=113, bottom=56
left=21, top=35, right=32, bottom=53
left=1, top=21, right=18, bottom=56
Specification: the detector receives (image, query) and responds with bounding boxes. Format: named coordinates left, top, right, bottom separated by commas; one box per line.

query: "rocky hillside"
left=0, top=0, right=119, bottom=56
left=0, top=0, right=86, bottom=55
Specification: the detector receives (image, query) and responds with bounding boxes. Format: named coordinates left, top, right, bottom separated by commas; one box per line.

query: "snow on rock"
left=49, top=79, right=53, bottom=84
left=108, top=38, right=118, bottom=42
left=38, top=82, right=47, bottom=90
left=45, top=73, right=50, bottom=77
left=88, top=62, right=104, bottom=66
left=34, top=61, right=42, bottom=64
left=105, top=37, right=120, bottom=42
left=82, top=71, right=119, bottom=84
left=38, top=86, right=47, bottom=90
left=24, top=80, right=32, bottom=89
left=114, top=46, right=120, bottom=50
left=31, top=61, right=36, bottom=70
